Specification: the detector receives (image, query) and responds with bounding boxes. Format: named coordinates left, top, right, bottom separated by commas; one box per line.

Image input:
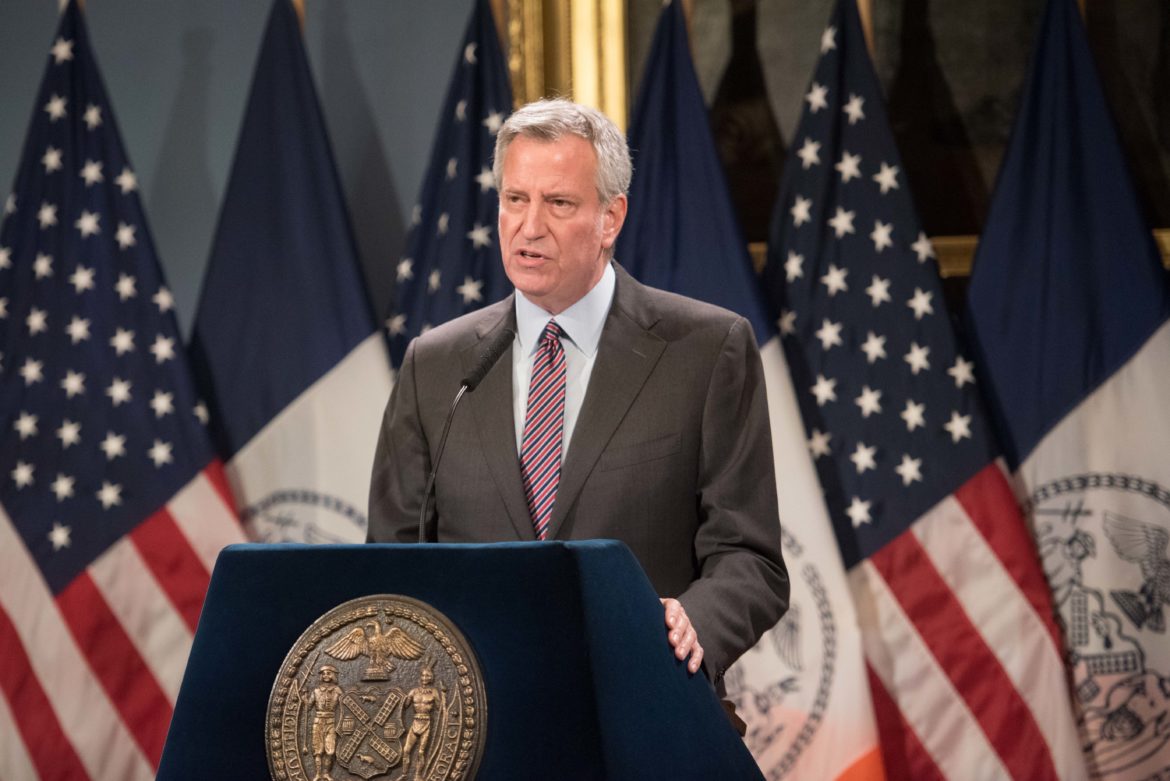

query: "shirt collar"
left=515, top=262, right=615, bottom=357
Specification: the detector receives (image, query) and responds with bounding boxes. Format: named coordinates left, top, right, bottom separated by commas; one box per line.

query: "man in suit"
left=368, top=99, right=788, bottom=685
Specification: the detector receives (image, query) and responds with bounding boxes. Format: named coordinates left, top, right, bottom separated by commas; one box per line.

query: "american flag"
left=386, top=0, right=514, bottom=365
left=0, top=4, right=242, bottom=777
left=760, top=1, right=1085, bottom=778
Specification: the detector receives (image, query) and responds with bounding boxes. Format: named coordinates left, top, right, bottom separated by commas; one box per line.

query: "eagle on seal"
left=325, top=619, right=425, bottom=679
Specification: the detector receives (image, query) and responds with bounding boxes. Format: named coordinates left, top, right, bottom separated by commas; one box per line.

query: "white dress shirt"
left=512, top=262, right=616, bottom=458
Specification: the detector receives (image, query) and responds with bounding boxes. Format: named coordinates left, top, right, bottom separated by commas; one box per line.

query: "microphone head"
left=462, top=327, right=515, bottom=391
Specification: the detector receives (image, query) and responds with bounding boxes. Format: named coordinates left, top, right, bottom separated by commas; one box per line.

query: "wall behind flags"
left=0, top=0, right=475, bottom=335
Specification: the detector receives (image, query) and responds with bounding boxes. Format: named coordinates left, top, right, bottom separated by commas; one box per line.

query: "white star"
left=437, top=213, right=450, bottom=235
left=50, top=37, right=74, bottom=64
left=150, top=335, right=175, bottom=363
left=427, top=269, right=441, bottom=293
left=50, top=474, right=75, bottom=501
left=57, top=419, right=81, bottom=447
left=69, top=264, right=94, bottom=292
left=475, top=167, right=495, bottom=192
left=482, top=111, right=504, bottom=135
left=870, top=220, right=894, bottom=252
left=865, top=275, right=891, bottom=307
left=33, top=253, right=53, bottom=279
left=778, top=309, right=797, bottom=336
left=446, top=157, right=458, bottom=180
left=115, top=167, right=137, bottom=194
left=194, top=402, right=209, bottom=425
left=814, top=318, right=844, bottom=350
left=455, top=100, right=467, bottom=121
left=820, top=26, right=837, bottom=53
left=0, top=297, right=6, bottom=318
left=456, top=276, right=484, bottom=304
left=13, top=411, right=38, bottom=440
left=4, top=194, right=14, bottom=215
left=83, top=104, right=102, bottom=129
left=860, top=331, right=887, bottom=364
left=784, top=250, right=804, bottom=281
left=100, top=431, right=126, bottom=460
left=11, top=461, right=34, bottom=489
left=37, top=201, right=58, bottom=228
left=911, top=231, right=935, bottom=263
left=895, top=454, right=923, bottom=486
left=410, top=205, right=421, bottom=226
left=808, top=429, right=832, bottom=459
left=901, top=400, right=926, bottom=432
left=805, top=82, right=829, bottom=113
left=115, top=222, right=136, bottom=249
left=790, top=195, right=812, bottom=227
left=150, top=390, right=175, bottom=418
left=904, top=342, right=931, bottom=375
left=828, top=207, right=855, bottom=238
left=26, top=308, right=47, bottom=336
left=97, top=481, right=123, bottom=509
left=850, top=442, right=877, bottom=474
left=66, top=316, right=90, bottom=343
left=873, top=162, right=900, bottom=194
left=386, top=314, right=407, bottom=336
left=115, top=273, right=137, bottom=300
left=19, top=358, right=43, bottom=385
left=842, top=94, right=866, bottom=125
left=48, top=523, right=71, bottom=551
left=396, top=258, right=414, bottom=282
left=855, top=386, right=883, bottom=418
left=106, top=377, right=132, bottom=406
left=463, top=42, right=477, bottom=64
left=796, top=138, right=821, bottom=169
left=61, top=370, right=85, bottom=398
left=948, top=356, right=976, bottom=388
left=810, top=374, right=837, bottom=406
left=944, top=411, right=973, bottom=443
left=41, top=145, right=63, bottom=173
left=44, top=94, right=67, bottom=121
left=835, top=151, right=862, bottom=183
left=148, top=439, right=174, bottom=468
left=467, top=222, right=492, bottom=249
left=75, top=210, right=100, bottom=238
left=846, top=496, right=872, bottom=528
left=80, top=160, right=103, bottom=186
left=153, top=287, right=174, bottom=312
left=820, top=264, right=848, bottom=296
left=0, top=246, right=9, bottom=268
left=110, top=328, right=135, bottom=355
left=907, top=287, right=934, bottom=320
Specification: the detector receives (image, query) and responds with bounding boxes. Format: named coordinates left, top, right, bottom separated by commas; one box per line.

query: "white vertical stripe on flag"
left=0, top=684, right=38, bottom=781
left=166, top=471, right=246, bottom=573
left=852, top=559, right=1010, bottom=780
left=0, top=505, right=154, bottom=781
left=88, top=538, right=194, bottom=703
left=912, top=497, right=1086, bottom=779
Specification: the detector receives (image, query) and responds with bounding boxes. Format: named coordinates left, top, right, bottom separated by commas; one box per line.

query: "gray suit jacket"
left=368, top=263, right=789, bottom=681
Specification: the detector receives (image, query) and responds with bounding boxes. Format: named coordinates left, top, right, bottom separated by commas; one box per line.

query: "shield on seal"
left=336, top=690, right=404, bottom=778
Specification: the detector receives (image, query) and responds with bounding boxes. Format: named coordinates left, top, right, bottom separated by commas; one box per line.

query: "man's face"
left=498, top=134, right=627, bottom=315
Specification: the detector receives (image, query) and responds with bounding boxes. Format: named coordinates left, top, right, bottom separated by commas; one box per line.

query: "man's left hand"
left=660, top=598, right=704, bottom=674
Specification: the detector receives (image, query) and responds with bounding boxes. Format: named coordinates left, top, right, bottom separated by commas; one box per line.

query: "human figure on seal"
left=304, top=664, right=343, bottom=781
left=401, top=665, right=442, bottom=781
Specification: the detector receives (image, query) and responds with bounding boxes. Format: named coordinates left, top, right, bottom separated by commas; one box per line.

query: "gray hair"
left=492, top=98, right=632, bottom=204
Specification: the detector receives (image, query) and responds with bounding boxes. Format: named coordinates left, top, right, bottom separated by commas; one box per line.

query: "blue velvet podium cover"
left=156, top=540, right=763, bottom=780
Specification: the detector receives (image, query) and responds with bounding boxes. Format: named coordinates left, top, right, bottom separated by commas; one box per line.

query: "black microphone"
left=418, top=327, right=515, bottom=542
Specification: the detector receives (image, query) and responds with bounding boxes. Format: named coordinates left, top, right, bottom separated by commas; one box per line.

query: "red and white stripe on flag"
left=0, top=464, right=243, bottom=779
left=854, top=462, right=1086, bottom=781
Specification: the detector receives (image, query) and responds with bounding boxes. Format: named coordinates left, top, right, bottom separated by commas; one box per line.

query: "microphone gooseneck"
left=418, top=328, right=515, bottom=542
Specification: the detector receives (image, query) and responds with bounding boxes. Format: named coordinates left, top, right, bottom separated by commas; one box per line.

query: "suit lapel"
left=547, top=266, right=666, bottom=538
left=462, top=304, right=536, bottom=541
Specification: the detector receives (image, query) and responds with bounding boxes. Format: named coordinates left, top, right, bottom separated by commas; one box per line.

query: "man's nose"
left=521, top=202, right=546, bottom=238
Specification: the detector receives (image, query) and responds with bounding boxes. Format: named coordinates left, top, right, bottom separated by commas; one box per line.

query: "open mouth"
left=517, top=249, right=546, bottom=261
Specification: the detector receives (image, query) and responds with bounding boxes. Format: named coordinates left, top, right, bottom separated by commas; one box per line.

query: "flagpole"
left=855, top=0, right=874, bottom=56
left=291, top=0, right=304, bottom=31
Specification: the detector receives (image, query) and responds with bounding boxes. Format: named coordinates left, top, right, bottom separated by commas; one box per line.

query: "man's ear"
left=601, top=194, right=628, bottom=250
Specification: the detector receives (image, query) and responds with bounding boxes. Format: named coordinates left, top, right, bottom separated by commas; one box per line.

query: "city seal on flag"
left=267, top=595, right=487, bottom=781
left=1030, top=473, right=1170, bottom=777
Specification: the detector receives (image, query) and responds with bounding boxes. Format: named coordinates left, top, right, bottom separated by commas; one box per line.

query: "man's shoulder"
left=613, top=264, right=751, bottom=341
left=410, top=296, right=513, bottom=357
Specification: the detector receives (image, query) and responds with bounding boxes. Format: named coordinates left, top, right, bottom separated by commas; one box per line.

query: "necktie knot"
left=541, top=320, right=564, bottom=348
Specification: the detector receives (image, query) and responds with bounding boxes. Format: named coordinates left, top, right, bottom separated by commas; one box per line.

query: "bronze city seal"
left=267, top=595, right=487, bottom=781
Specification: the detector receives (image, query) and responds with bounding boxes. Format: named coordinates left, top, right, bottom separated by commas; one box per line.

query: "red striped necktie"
left=520, top=320, right=566, bottom=539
